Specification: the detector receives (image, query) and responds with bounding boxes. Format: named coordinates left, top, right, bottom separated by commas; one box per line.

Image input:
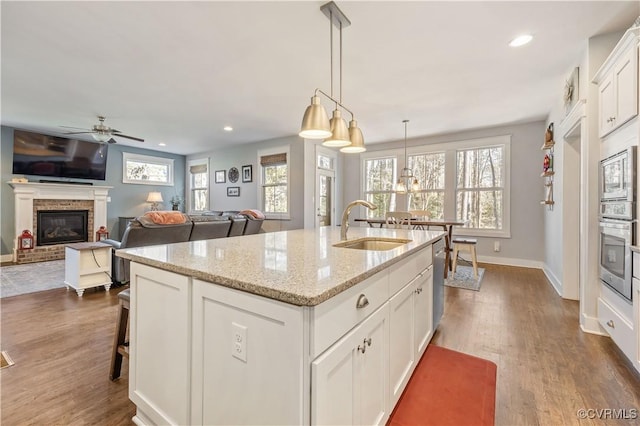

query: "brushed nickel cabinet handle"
left=364, top=337, right=372, bottom=347
left=606, top=320, right=615, bottom=328
left=356, top=294, right=369, bottom=309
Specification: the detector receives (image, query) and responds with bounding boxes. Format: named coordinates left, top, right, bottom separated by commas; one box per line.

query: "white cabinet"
left=63, top=242, right=112, bottom=296
left=191, top=278, right=305, bottom=426
left=311, top=305, right=389, bottom=426
left=594, top=27, right=639, bottom=138
left=414, top=265, right=434, bottom=357
left=388, top=264, right=433, bottom=408
left=127, top=242, right=437, bottom=425
left=128, top=263, right=191, bottom=426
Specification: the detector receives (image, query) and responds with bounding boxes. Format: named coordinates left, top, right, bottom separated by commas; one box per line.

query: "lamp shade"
left=340, top=120, right=366, bottom=153
left=146, top=192, right=163, bottom=203
left=323, top=109, right=351, bottom=147
left=300, top=96, right=332, bottom=139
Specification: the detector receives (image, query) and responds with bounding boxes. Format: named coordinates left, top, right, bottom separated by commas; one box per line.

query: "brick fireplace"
left=9, top=182, right=112, bottom=264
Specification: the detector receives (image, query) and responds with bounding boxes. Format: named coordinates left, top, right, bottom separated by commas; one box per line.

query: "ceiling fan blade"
left=60, top=126, right=91, bottom=130
left=63, top=131, right=93, bottom=135
left=113, top=133, right=144, bottom=142
left=107, top=138, right=118, bottom=144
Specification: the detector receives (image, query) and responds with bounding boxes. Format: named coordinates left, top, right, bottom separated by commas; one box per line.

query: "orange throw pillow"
left=144, top=211, right=187, bottom=225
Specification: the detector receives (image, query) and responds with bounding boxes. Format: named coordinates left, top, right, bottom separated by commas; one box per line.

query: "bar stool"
left=451, top=238, right=478, bottom=278
left=109, top=288, right=130, bottom=381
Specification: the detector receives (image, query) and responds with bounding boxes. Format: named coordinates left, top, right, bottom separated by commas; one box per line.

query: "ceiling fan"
left=61, top=115, right=144, bottom=144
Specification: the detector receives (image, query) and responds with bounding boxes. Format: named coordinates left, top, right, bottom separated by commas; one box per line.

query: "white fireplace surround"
left=9, top=181, right=112, bottom=260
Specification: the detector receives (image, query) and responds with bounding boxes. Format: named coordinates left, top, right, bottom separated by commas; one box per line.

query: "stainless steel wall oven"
left=599, top=146, right=636, bottom=302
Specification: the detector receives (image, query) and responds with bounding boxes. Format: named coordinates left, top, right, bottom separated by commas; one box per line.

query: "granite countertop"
left=116, top=227, right=444, bottom=306
left=631, top=245, right=640, bottom=253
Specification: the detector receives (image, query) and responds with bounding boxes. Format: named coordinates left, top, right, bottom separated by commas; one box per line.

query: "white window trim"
left=360, top=135, right=511, bottom=238
left=257, top=145, right=290, bottom=220
left=187, top=157, right=209, bottom=214
left=122, top=152, right=174, bottom=186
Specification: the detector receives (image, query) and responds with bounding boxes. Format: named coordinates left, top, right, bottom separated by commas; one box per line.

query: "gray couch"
left=104, top=212, right=264, bottom=284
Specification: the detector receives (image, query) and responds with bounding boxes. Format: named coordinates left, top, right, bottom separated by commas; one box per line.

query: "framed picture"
left=227, top=186, right=240, bottom=197
left=242, top=165, right=253, bottom=183
left=215, top=170, right=226, bottom=183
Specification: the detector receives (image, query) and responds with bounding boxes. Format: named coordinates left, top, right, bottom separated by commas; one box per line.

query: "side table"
left=64, top=242, right=113, bottom=297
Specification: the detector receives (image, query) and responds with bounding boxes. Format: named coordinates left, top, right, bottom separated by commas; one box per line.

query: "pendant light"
left=299, top=2, right=364, bottom=152
left=396, top=120, right=419, bottom=193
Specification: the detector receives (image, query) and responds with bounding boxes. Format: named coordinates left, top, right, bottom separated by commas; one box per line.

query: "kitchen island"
left=117, top=226, right=445, bottom=426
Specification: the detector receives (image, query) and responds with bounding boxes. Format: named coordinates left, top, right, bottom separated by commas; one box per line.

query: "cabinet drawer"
left=598, top=297, right=635, bottom=363
left=311, top=271, right=389, bottom=358
left=388, top=247, right=432, bottom=295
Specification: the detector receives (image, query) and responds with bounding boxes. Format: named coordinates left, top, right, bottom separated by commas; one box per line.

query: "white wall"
left=342, top=121, right=545, bottom=266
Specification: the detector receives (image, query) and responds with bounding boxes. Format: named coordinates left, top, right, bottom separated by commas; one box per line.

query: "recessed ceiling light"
left=509, top=34, right=533, bottom=47
left=158, top=143, right=166, bottom=147
left=223, top=126, right=233, bottom=132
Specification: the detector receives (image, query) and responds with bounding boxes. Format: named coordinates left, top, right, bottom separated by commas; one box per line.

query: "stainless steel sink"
left=333, top=237, right=412, bottom=251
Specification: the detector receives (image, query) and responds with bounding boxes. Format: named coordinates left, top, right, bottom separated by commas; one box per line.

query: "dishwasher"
left=432, top=237, right=445, bottom=329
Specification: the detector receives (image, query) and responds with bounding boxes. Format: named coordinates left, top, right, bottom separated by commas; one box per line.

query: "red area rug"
left=388, top=345, right=497, bottom=426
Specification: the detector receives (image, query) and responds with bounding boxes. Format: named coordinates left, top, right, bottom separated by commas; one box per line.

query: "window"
left=456, top=145, right=504, bottom=230
left=188, top=159, right=209, bottom=212
left=259, top=148, right=289, bottom=219
left=123, top=152, right=174, bottom=185
left=361, top=135, right=510, bottom=237
left=363, top=156, right=397, bottom=218
left=408, top=152, right=446, bottom=219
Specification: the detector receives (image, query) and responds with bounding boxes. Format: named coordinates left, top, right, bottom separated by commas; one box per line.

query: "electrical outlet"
left=494, top=241, right=501, bottom=252
left=232, top=322, right=247, bottom=362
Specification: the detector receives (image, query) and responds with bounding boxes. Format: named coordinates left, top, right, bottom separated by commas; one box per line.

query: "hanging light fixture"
left=396, top=120, right=419, bottom=194
left=299, top=2, right=364, bottom=152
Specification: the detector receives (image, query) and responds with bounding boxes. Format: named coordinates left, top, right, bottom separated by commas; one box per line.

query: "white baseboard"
left=1, top=253, right=14, bottom=263
left=541, top=265, right=562, bottom=297
left=581, top=313, right=607, bottom=335
left=476, top=254, right=543, bottom=269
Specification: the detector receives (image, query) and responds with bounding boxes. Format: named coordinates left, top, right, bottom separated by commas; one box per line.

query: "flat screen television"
left=12, top=129, right=109, bottom=181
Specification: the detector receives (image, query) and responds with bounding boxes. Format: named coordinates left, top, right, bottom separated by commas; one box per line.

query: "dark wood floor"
left=432, top=264, right=640, bottom=426
left=1, top=264, right=639, bottom=425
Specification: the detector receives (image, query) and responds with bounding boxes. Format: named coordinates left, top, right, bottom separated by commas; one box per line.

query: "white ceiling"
left=2, top=1, right=638, bottom=156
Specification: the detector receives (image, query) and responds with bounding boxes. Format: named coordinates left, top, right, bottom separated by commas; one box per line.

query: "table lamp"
left=146, top=192, right=163, bottom=211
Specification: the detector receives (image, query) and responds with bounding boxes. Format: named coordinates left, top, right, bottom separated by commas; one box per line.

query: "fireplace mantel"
left=9, top=181, right=112, bottom=262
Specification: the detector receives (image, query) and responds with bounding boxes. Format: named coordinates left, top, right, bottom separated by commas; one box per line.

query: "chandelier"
left=299, top=2, right=365, bottom=153
left=396, top=120, right=419, bottom=194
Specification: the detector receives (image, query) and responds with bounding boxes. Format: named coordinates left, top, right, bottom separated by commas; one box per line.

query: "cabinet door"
left=312, top=305, right=389, bottom=426
left=356, top=305, right=389, bottom=426
left=388, top=280, right=415, bottom=407
left=414, top=265, right=434, bottom=358
left=614, top=46, right=638, bottom=128
left=599, top=73, right=616, bottom=137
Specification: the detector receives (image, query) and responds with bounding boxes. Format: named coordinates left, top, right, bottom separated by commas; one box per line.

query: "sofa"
left=104, top=210, right=264, bottom=284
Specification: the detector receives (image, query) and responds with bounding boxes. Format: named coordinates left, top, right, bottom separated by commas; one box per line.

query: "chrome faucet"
left=341, top=200, right=377, bottom=240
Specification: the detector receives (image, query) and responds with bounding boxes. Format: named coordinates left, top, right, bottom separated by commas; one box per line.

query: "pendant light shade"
left=301, top=2, right=364, bottom=152
left=299, top=95, right=332, bottom=139
left=341, top=119, right=366, bottom=153
left=323, top=109, right=351, bottom=147
left=396, top=119, right=419, bottom=193
left=396, top=179, right=407, bottom=194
